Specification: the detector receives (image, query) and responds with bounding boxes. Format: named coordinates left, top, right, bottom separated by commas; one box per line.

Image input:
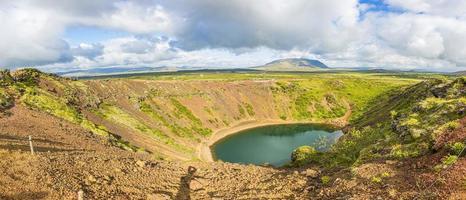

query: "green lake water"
left=212, top=124, right=343, bottom=167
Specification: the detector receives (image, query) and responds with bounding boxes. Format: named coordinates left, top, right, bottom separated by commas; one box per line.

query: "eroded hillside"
left=1, top=69, right=466, bottom=199
left=292, top=77, right=466, bottom=199
left=0, top=69, right=418, bottom=160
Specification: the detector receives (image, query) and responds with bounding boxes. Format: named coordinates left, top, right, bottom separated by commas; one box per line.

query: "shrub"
left=390, top=142, right=429, bottom=159
left=450, top=142, right=466, bottom=156
left=390, top=110, right=398, bottom=119
left=403, top=117, right=419, bottom=127
left=10, top=68, right=43, bottom=85
left=435, top=155, right=458, bottom=172
left=291, top=146, right=318, bottom=166
left=381, top=172, right=390, bottom=178
left=321, top=176, right=330, bottom=185
left=442, top=155, right=458, bottom=166
left=238, top=104, right=246, bottom=117
left=0, top=70, right=14, bottom=86
left=279, top=115, right=287, bottom=120
left=244, top=103, right=255, bottom=116
left=0, top=89, right=13, bottom=111
left=371, top=176, right=382, bottom=184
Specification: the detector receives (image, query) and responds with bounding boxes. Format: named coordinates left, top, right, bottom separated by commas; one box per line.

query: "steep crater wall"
left=1, top=69, right=418, bottom=161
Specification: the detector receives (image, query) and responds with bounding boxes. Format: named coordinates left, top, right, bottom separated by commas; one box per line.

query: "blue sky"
left=64, top=26, right=130, bottom=46
left=1, top=0, right=466, bottom=72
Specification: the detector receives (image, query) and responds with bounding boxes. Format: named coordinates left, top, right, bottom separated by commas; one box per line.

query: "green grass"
left=244, top=102, right=255, bottom=116
left=292, top=77, right=465, bottom=168
left=95, top=103, right=193, bottom=154
left=11, top=69, right=457, bottom=163
left=170, top=98, right=212, bottom=136
left=19, top=85, right=141, bottom=152
left=0, top=88, right=13, bottom=111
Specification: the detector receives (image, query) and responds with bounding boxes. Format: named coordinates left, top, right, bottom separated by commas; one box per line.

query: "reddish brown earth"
left=1, top=104, right=465, bottom=199
left=0, top=104, right=310, bottom=199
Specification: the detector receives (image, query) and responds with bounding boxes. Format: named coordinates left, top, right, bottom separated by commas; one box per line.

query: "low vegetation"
left=1, top=69, right=435, bottom=161
left=291, top=77, right=466, bottom=169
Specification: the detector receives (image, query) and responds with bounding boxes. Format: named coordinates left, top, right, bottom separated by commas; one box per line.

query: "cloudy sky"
left=1, top=0, right=466, bottom=72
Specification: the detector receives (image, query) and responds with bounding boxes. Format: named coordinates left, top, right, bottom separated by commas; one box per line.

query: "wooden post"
left=78, top=189, right=84, bottom=200
left=28, top=135, right=34, bottom=155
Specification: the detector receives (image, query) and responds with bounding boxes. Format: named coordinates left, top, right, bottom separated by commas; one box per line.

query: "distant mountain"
left=453, top=70, right=466, bottom=76
left=253, top=58, right=329, bottom=71
left=56, top=66, right=203, bottom=77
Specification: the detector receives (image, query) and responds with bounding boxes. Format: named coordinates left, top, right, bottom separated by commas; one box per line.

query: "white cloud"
left=363, top=12, right=466, bottom=66
left=385, top=0, right=466, bottom=18
left=1, top=0, right=466, bottom=71
left=94, top=2, right=176, bottom=34
left=0, top=1, right=72, bottom=67
left=71, top=43, right=104, bottom=59
left=169, top=0, right=361, bottom=52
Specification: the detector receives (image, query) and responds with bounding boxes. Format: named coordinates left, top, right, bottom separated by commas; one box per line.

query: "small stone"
left=303, top=169, right=319, bottom=178
left=88, top=175, right=97, bottom=183
left=103, top=175, right=112, bottom=181
left=136, top=160, right=146, bottom=168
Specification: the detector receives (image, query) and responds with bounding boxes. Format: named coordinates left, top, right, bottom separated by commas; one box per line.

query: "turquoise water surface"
left=212, top=124, right=343, bottom=166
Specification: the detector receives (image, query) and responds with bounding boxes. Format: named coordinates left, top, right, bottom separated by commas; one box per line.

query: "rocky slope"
left=293, top=77, right=466, bottom=199
left=1, top=69, right=465, bottom=199
left=0, top=104, right=309, bottom=199
left=0, top=69, right=415, bottom=160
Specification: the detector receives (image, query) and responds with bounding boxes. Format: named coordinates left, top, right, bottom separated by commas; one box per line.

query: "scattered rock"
left=136, top=160, right=146, bottom=168
left=302, top=169, right=319, bottom=178
left=87, top=175, right=97, bottom=183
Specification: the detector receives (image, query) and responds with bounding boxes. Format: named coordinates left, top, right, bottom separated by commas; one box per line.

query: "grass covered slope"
left=0, top=69, right=420, bottom=160
left=292, top=77, right=466, bottom=169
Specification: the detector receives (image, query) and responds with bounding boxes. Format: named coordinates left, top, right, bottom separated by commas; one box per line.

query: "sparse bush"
left=279, top=114, right=287, bottom=120
left=403, top=117, right=419, bottom=127
left=435, top=154, right=458, bottom=172
left=244, top=103, right=255, bottom=116
left=0, top=70, right=14, bottom=86
left=371, top=176, right=382, bottom=183
left=381, top=172, right=390, bottom=178
left=0, top=89, right=13, bottom=111
left=442, top=155, right=458, bottom=166
left=390, top=142, right=429, bottom=159
left=390, top=110, right=398, bottom=119
left=10, top=68, right=43, bottom=85
left=321, top=176, right=330, bottom=185
left=450, top=142, right=466, bottom=156
left=291, top=146, right=318, bottom=166
left=238, top=104, right=246, bottom=117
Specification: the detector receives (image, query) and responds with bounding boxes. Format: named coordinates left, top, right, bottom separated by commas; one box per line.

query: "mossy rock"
left=291, top=146, right=318, bottom=166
